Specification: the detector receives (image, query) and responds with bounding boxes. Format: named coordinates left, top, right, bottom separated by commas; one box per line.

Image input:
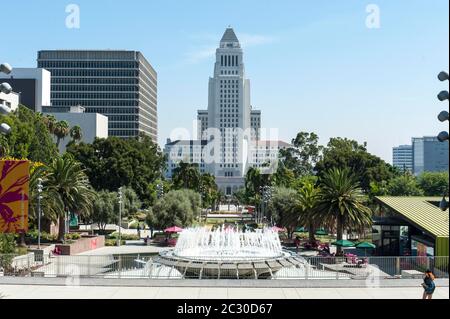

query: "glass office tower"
left=37, top=50, right=157, bottom=141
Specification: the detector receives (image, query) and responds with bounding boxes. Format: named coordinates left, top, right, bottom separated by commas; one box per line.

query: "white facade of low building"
left=164, top=138, right=290, bottom=193
left=45, top=106, right=108, bottom=153
left=0, top=91, right=20, bottom=112
left=0, top=68, right=51, bottom=112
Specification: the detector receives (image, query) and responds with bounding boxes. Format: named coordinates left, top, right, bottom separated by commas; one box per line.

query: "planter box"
left=55, top=235, right=105, bottom=255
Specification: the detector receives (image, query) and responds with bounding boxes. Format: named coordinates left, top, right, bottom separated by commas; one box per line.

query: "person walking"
left=421, top=269, right=436, bottom=299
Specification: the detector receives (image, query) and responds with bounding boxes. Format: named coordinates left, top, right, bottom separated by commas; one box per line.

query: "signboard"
left=69, top=212, right=78, bottom=227
left=0, top=160, right=30, bottom=233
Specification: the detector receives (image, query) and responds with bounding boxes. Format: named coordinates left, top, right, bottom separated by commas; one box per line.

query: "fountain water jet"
left=154, top=226, right=304, bottom=279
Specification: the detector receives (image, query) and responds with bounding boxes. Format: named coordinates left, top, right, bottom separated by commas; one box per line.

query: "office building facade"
left=392, top=145, right=413, bottom=172
left=412, top=136, right=449, bottom=175
left=37, top=50, right=157, bottom=141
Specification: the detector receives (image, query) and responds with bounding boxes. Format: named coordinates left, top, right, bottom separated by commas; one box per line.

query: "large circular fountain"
left=153, top=226, right=305, bottom=279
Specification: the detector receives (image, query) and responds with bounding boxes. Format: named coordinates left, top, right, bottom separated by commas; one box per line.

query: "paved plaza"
left=0, top=284, right=448, bottom=299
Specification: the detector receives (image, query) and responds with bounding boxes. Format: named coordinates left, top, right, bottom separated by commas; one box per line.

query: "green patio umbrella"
left=295, top=227, right=307, bottom=233
left=356, top=241, right=376, bottom=256
left=315, top=229, right=328, bottom=236
left=331, top=239, right=355, bottom=247
left=356, top=242, right=376, bottom=249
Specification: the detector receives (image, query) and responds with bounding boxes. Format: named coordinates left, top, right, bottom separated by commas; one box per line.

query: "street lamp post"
left=37, top=178, right=43, bottom=249
left=156, top=183, right=164, bottom=199
left=437, top=71, right=449, bottom=142
left=259, top=185, right=273, bottom=226
left=117, top=187, right=123, bottom=247
left=1, top=63, right=13, bottom=136
left=439, top=194, right=449, bottom=212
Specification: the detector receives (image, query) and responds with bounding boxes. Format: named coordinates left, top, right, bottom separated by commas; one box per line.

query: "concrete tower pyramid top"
left=220, top=27, right=239, bottom=44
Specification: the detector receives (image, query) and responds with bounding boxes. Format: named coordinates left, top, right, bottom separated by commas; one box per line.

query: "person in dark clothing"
left=421, top=269, right=436, bottom=299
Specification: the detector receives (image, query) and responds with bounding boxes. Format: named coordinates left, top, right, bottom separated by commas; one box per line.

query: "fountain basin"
left=153, top=226, right=305, bottom=279
left=154, top=249, right=305, bottom=279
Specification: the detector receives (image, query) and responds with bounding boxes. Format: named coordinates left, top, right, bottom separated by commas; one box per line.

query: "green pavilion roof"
left=375, top=197, right=449, bottom=238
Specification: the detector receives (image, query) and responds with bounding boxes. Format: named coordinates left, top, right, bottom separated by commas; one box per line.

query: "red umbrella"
left=164, top=226, right=183, bottom=233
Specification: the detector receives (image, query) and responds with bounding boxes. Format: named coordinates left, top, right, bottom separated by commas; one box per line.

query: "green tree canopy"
left=417, top=172, right=449, bottom=196
left=91, top=190, right=116, bottom=231
left=0, top=106, right=58, bottom=163
left=172, top=161, right=202, bottom=190
left=199, top=173, right=219, bottom=208
left=66, top=135, right=166, bottom=206
left=279, top=132, right=323, bottom=177
left=315, top=137, right=398, bottom=193
left=267, top=187, right=300, bottom=238
left=386, top=174, right=424, bottom=196
left=149, top=189, right=201, bottom=229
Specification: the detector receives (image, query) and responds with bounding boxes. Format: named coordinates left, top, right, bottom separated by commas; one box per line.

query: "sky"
left=2, top=0, right=449, bottom=163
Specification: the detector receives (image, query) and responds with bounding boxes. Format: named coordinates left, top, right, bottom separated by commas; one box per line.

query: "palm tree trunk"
left=58, top=215, right=65, bottom=242
left=18, top=232, right=26, bottom=247
left=308, top=221, right=316, bottom=243
left=336, top=215, right=343, bottom=255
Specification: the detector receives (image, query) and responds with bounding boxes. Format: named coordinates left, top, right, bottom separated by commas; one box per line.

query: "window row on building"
left=220, top=55, right=239, bottom=67
left=52, top=85, right=139, bottom=92
left=39, top=60, right=139, bottom=69
left=49, top=69, right=139, bottom=77
left=51, top=92, right=139, bottom=99
left=52, top=77, right=139, bottom=85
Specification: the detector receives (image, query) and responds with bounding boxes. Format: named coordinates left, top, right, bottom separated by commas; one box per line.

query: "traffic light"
left=437, top=71, right=449, bottom=142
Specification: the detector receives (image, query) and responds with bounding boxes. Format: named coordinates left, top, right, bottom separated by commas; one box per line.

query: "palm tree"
left=28, top=163, right=63, bottom=224
left=314, top=168, right=372, bottom=254
left=297, top=181, right=320, bottom=243
left=69, top=125, right=83, bottom=144
left=46, top=155, right=97, bottom=242
left=42, top=114, right=57, bottom=134
left=53, top=120, right=70, bottom=148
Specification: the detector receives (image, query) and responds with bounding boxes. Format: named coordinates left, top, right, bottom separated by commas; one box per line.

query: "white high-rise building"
left=166, top=27, right=289, bottom=194
left=197, top=27, right=254, bottom=183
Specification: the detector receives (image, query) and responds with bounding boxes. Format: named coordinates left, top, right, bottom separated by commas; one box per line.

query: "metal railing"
left=0, top=253, right=448, bottom=280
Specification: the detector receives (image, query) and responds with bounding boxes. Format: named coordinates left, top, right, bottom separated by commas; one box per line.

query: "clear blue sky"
left=3, top=0, right=449, bottom=163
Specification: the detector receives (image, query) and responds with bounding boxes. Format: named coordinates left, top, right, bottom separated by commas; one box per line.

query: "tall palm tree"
left=69, top=125, right=83, bottom=144
left=28, top=164, right=62, bottom=224
left=53, top=120, right=70, bottom=148
left=297, top=181, right=320, bottom=243
left=314, top=168, right=372, bottom=254
left=46, top=155, right=97, bottom=242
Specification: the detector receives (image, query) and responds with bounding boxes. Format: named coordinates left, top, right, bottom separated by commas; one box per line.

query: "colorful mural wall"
left=0, top=160, right=30, bottom=233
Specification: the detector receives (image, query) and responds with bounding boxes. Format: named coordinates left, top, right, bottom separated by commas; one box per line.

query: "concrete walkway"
left=77, top=245, right=167, bottom=255
left=0, top=284, right=448, bottom=299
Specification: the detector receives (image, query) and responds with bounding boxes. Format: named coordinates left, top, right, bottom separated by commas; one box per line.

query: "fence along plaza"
left=1, top=226, right=448, bottom=280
